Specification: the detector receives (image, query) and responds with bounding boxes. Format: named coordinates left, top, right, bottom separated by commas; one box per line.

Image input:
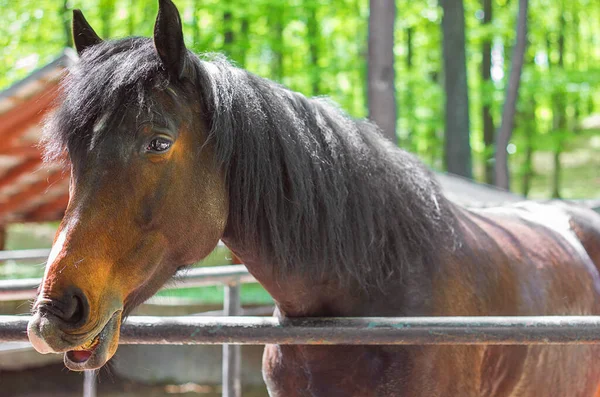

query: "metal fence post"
left=83, top=370, right=96, bottom=397
left=222, top=281, right=241, bottom=397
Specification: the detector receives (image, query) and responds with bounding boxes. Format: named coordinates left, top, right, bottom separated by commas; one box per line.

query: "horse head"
left=27, top=0, right=228, bottom=370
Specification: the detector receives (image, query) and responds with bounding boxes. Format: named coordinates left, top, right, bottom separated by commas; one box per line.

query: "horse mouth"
left=64, top=311, right=122, bottom=371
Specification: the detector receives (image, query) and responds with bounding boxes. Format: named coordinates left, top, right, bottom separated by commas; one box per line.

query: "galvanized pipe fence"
left=0, top=248, right=251, bottom=397
left=4, top=315, right=600, bottom=345
left=3, top=250, right=600, bottom=397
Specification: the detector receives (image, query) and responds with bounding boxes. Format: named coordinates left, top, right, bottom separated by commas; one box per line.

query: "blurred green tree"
left=0, top=0, right=598, bottom=198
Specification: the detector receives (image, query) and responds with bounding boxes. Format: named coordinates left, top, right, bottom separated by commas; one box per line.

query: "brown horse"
left=27, top=1, right=600, bottom=395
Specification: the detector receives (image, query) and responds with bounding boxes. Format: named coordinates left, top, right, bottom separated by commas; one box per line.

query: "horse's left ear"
left=73, top=10, right=103, bottom=55
left=154, top=0, right=187, bottom=80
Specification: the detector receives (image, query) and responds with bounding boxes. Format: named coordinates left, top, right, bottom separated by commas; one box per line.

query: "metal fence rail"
left=0, top=264, right=257, bottom=301
left=3, top=251, right=600, bottom=397
left=0, top=249, right=253, bottom=397
left=3, top=315, right=600, bottom=345
left=0, top=249, right=51, bottom=262
left=0, top=241, right=229, bottom=262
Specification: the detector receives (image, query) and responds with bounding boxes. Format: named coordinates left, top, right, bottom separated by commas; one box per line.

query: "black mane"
left=44, top=37, right=457, bottom=290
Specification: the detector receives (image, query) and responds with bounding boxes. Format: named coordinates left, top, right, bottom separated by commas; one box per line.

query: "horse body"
left=26, top=1, right=600, bottom=395
left=233, top=202, right=600, bottom=397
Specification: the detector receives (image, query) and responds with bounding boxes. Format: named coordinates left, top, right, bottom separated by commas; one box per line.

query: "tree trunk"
left=99, top=0, right=115, bottom=38
left=368, top=0, right=397, bottom=143
left=62, top=0, right=72, bottom=47
left=306, top=3, right=321, bottom=96
left=482, top=0, right=495, bottom=184
left=571, top=6, right=582, bottom=132
left=143, top=2, right=155, bottom=36
left=521, top=132, right=533, bottom=196
left=405, top=26, right=415, bottom=146
left=551, top=149, right=562, bottom=198
left=520, top=35, right=537, bottom=197
left=238, top=19, right=249, bottom=67
left=223, top=11, right=234, bottom=58
left=520, top=96, right=536, bottom=196
left=494, top=0, right=529, bottom=190
left=0, top=227, right=5, bottom=251
left=550, top=10, right=566, bottom=199
left=441, top=0, right=472, bottom=178
left=128, top=0, right=135, bottom=35
left=429, top=68, right=442, bottom=167
left=406, top=27, right=413, bottom=70
left=356, top=0, right=368, bottom=116
left=192, top=6, right=200, bottom=50
left=269, top=7, right=284, bottom=82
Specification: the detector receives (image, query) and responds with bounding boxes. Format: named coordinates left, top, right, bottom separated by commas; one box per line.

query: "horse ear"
left=154, top=0, right=187, bottom=79
left=72, top=10, right=103, bottom=55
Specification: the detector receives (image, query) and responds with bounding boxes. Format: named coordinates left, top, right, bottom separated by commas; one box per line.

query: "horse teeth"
left=75, top=335, right=99, bottom=351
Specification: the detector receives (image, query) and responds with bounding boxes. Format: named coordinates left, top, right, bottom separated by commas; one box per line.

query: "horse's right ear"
left=72, top=9, right=103, bottom=55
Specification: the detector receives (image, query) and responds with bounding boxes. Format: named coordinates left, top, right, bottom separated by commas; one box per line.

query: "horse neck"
left=220, top=169, right=461, bottom=317
left=214, top=83, right=461, bottom=316
left=244, top=256, right=356, bottom=317
left=223, top=246, right=373, bottom=317
left=222, top=234, right=448, bottom=317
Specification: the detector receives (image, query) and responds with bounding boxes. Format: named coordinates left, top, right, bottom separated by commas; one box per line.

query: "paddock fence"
left=2, top=249, right=600, bottom=397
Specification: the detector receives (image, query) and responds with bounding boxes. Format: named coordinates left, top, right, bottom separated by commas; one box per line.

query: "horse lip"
left=64, top=311, right=122, bottom=371
left=28, top=306, right=121, bottom=351
left=27, top=313, right=57, bottom=354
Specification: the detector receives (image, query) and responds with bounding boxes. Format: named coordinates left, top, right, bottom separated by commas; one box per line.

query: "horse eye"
left=147, top=137, right=172, bottom=153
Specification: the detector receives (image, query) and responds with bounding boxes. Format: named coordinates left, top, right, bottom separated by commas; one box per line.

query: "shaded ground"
left=0, top=363, right=269, bottom=397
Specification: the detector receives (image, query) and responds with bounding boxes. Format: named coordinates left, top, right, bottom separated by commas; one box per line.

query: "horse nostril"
left=38, top=288, right=89, bottom=328
left=65, top=290, right=87, bottom=324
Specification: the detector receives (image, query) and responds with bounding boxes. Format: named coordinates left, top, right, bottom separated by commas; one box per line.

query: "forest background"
left=1, top=0, right=599, bottom=199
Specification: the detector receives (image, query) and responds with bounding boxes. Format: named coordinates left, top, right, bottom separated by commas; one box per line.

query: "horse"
left=27, top=1, right=600, bottom=395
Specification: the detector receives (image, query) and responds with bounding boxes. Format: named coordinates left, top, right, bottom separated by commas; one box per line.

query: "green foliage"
left=1, top=0, right=598, bottom=198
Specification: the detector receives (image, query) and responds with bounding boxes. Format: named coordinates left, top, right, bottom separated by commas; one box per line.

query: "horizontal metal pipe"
left=0, top=265, right=256, bottom=301
left=0, top=249, right=51, bottom=262
left=3, top=316, right=600, bottom=345
left=0, top=242, right=227, bottom=263
left=0, top=278, right=44, bottom=301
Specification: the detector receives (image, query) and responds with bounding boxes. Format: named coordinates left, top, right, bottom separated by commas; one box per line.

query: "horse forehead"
left=88, top=107, right=154, bottom=151
left=67, top=130, right=133, bottom=174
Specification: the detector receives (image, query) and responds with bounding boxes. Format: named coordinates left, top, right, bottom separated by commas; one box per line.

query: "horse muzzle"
left=27, top=300, right=123, bottom=370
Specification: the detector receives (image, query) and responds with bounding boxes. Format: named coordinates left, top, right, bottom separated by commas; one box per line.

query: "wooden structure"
left=0, top=50, right=77, bottom=244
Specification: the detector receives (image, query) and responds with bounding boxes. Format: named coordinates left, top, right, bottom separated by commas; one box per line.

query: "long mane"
left=44, top=37, right=457, bottom=291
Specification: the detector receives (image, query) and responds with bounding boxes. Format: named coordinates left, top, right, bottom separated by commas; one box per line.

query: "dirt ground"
left=0, top=363, right=269, bottom=397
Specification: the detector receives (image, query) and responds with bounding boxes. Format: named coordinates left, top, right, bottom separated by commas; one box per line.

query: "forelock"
left=42, top=37, right=170, bottom=164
